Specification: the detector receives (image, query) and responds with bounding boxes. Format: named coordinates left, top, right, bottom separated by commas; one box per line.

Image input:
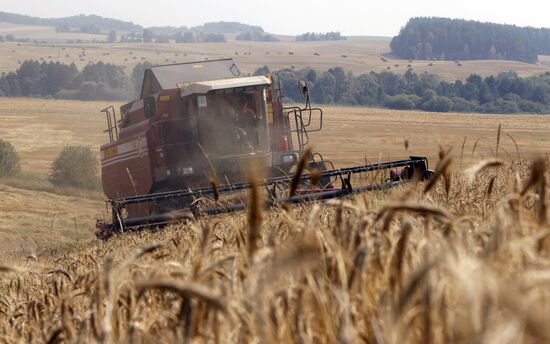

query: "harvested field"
left=1, top=27, right=550, bottom=81
left=0, top=22, right=106, bottom=42
left=0, top=184, right=103, bottom=250
left=0, top=98, right=110, bottom=177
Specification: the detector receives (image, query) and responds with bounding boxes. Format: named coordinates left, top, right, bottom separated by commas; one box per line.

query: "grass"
left=0, top=157, right=549, bottom=342
left=0, top=172, right=103, bottom=200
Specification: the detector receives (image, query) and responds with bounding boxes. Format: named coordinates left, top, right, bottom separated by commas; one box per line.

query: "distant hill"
left=191, top=22, right=264, bottom=34
left=0, top=12, right=267, bottom=37
left=0, top=11, right=142, bottom=33
left=148, top=21, right=265, bottom=35
left=391, top=17, right=550, bottom=63
left=0, top=11, right=52, bottom=26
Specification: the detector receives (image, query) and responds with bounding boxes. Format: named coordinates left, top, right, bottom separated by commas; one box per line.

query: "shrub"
left=481, top=99, right=520, bottom=114
left=450, top=97, right=478, bottom=112
left=518, top=100, right=545, bottom=113
left=49, top=146, right=99, bottom=189
left=385, top=95, right=416, bottom=110
left=422, top=96, right=452, bottom=112
left=0, top=139, right=20, bottom=177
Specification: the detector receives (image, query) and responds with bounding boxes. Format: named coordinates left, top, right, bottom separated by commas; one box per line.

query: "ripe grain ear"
left=495, top=123, right=502, bottom=158
left=463, top=159, right=503, bottom=183
left=248, top=173, right=262, bottom=261
left=389, top=220, right=413, bottom=292
left=289, top=147, right=313, bottom=198
left=424, top=154, right=452, bottom=194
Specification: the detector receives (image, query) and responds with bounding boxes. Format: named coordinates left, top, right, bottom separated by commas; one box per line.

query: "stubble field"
left=2, top=33, right=550, bottom=81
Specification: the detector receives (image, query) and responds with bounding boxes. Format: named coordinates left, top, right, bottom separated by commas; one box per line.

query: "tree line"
left=296, top=32, right=346, bottom=42
left=259, top=65, right=550, bottom=114
left=391, top=17, right=550, bottom=63
left=3, top=59, right=550, bottom=114
left=0, top=60, right=133, bottom=100
left=235, top=31, right=279, bottom=42
left=143, top=30, right=226, bottom=43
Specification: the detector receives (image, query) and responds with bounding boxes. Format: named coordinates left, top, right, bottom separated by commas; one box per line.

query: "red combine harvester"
left=96, top=59, right=431, bottom=238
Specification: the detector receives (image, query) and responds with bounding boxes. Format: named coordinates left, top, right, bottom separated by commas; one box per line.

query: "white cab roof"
left=180, top=76, right=271, bottom=97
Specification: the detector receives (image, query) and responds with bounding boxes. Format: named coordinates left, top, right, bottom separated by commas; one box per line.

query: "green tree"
left=49, top=146, right=98, bottom=189
left=385, top=95, right=416, bottom=110
left=108, top=30, right=117, bottom=43
left=353, top=74, right=379, bottom=105
left=143, top=29, right=154, bottom=43
left=132, top=61, right=153, bottom=96
left=422, top=96, right=452, bottom=112
left=0, top=139, right=20, bottom=177
left=182, top=32, right=195, bottom=42
left=311, top=72, right=336, bottom=103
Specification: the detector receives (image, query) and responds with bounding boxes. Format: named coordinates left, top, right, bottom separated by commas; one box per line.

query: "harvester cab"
left=96, top=59, right=431, bottom=238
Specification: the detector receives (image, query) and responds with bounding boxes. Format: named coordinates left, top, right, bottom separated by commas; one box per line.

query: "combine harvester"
left=96, top=59, right=431, bottom=239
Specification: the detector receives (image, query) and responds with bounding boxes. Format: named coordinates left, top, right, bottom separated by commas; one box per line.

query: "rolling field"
left=1, top=97, right=550, bottom=251
left=2, top=23, right=550, bottom=81
left=0, top=21, right=106, bottom=42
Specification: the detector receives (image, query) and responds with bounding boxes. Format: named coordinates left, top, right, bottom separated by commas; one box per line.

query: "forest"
left=264, top=65, right=550, bottom=114
left=390, top=17, right=550, bottom=63
left=2, top=59, right=550, bottom=114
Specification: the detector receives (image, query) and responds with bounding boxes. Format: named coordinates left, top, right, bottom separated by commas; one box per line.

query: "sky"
left=0, top=0, right=549, bottom=36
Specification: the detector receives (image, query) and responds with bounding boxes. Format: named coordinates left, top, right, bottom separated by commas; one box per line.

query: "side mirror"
left=298, top=80, right=309, bottom=100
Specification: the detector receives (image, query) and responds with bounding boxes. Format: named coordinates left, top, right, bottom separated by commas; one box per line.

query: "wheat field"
left=1, top=157, right=550, bottom=343
left=1, top=97, right=550, bottom=342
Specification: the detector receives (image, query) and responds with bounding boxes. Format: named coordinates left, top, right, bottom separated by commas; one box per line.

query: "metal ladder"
left=101, top=106, right=119, bottom=143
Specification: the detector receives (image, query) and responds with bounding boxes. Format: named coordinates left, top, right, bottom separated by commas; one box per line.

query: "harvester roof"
left=140, top=59, right=241, bottom=99
left=180, top=76, right=271, bottom=97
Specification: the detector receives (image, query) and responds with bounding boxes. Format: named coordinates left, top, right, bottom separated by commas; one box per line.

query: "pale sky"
left=0, top=0, right=548, bottom=36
